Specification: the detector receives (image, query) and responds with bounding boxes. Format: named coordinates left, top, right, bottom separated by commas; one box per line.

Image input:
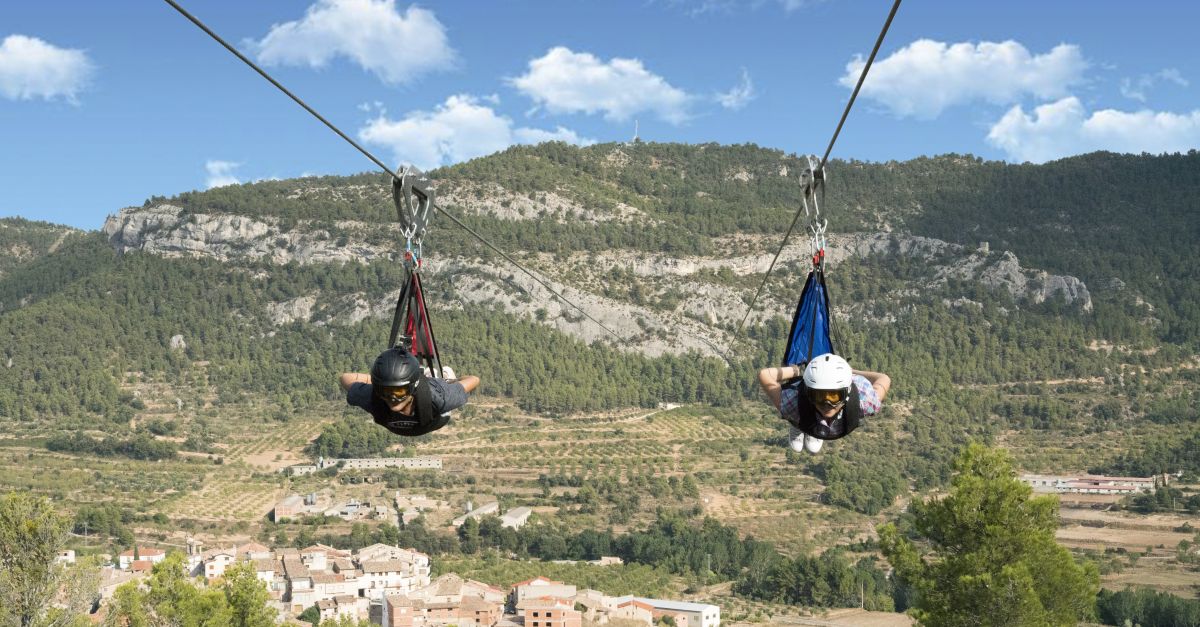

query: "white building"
left=512, top=577, right=577, bottom=609
left=312, top=572, right=356, bottom=598
left=1021, top=473, right=1156, bottom=495
left=251, top=558, right=276, bottom=585
left=118, top=547, right=166, bottom=570
left=362, top=560, right=423, bottom=594
left=501, top=507, right=533, bottom=529
left=635, top=598, right=720, bottom=627
left=452, top=502, right=499, bottom=527
left=202, top=549, right=236, bottom=580
left=336, top=456, right=443, bottom=470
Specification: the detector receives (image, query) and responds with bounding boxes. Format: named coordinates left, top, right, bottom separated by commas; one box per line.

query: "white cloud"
left=716, top=68, right=755, bottom=110
left=250, top=0, right=455, bottom=85
left=661, top=0, right=822, bottom=15
left=513, top=126, right=591, bottom=145
left=987, top=96, right=1200, bottom=163
left=205, top=160, right=242, bottom=188
left=510, top=47, right=691, bottom=124
left=358, top=94, right=596, bottom=170
left=0, top=35, right=94, bottom=103
left=1120, top=68, right=1188, bottom=103
left=841, top=39, right=1087, bottom=119
left=777, top=0, right=823, bottom=11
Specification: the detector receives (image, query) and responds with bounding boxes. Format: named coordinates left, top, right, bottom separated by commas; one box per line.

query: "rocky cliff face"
left=102, top=203, right=1092, bottom=358
left=103, top=205, right=393, bottom=265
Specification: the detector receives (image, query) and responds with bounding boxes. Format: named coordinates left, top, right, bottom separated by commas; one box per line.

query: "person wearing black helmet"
left=339, top=346, right=480, bottom=436
left=757, top=353, right=890, bottom=454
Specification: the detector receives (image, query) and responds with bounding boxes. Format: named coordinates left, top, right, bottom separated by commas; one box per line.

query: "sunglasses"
left=376, top=385, right=411, bottom=403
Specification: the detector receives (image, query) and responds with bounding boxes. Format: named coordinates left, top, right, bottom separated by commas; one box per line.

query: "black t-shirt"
left=346, top=379, right=468, bottom=434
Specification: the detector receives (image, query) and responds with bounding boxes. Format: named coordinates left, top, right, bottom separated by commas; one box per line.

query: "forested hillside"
left=1, top=143, right=1198, bottom=499
left=0, top=217, right=79, bottom=286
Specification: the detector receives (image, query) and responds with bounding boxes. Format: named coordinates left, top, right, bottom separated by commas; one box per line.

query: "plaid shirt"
left=781, top=374, right=880, bottom=424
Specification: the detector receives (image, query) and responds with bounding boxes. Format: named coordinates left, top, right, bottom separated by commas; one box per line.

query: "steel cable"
left=736, top=0, right=902, bottom=337
left=162, top=0, right=624, bottom=342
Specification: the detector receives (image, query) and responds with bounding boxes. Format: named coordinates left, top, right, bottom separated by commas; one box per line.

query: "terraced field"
left=8, top=370, right=1197, bottom=606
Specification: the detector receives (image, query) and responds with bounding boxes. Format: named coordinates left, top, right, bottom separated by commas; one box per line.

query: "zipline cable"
left=736, top=0, right=902, bottom=336
left=162, top=0, right=624, bottom=341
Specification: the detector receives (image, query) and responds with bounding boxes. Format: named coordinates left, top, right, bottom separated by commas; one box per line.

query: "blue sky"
left=2, top=1, right=1198, bottom=230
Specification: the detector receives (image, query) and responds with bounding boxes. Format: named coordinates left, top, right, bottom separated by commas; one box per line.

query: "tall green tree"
left=222, top=562, right=274, bottom=627
left=106, top=554, right=232, bottom=627
left=0, top=492, right=96, bottom=627
left=878, top=444, right=1099, bottom=626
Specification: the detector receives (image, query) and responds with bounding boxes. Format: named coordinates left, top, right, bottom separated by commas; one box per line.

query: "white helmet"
left=803, top=354, right=852, bottom=409
left=803, top=353, right=852, bottom=389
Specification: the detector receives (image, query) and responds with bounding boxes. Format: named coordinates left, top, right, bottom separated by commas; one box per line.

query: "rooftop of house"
left=282, top=558, right=311, bottom=579
left=635, top=598, right=718, bottom=613
left=513, top=576, right=564, bottom=587
left=362, top=560, right=409, bottom=574
left=238, top=542, right=271, bottom=555
left=119, top=547, right=165, bottom=558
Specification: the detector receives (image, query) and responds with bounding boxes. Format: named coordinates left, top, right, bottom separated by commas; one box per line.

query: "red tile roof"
left=119, top=547, right=165, bottom=558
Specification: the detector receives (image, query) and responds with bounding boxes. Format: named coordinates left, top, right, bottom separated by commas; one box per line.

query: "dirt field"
left=1056, top=525, right=1191, bottom=551
left=1057, top=493, right=1125, bottom=507
left=1103, top=565, right=1200, bottom=598
left=1059, top=508, right=1194, bottom=529
left=759, top=609, right=914, bottom=626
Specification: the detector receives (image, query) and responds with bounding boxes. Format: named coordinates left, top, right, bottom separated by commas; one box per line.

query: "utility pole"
left=860, top=581, right=864, bottom=610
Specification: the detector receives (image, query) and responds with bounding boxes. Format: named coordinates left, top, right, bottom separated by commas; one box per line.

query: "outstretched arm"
left=455, top=375, right=480, bottom=394
left=757, top=365, right=802, bottom=412
left=339, top=372, right=371, bottom=392
left=853, top=369, right=891, bottom=402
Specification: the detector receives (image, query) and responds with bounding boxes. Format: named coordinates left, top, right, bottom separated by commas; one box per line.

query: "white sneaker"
left=804, top=435, right=824, bottom=454
left=788, top=424, right=807, bottom=452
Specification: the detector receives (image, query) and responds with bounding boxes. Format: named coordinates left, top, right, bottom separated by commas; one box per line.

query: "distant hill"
left=0, top=217, right=79, bottom=283
left=0, top=144, right=1197, bottom=482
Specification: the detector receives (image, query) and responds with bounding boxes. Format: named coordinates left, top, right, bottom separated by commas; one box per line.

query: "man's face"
left=376, top=385, right=413, bottom=414
left=817, top=403, right=842, bottom=419
left=386, top=396, right=414, bottom=414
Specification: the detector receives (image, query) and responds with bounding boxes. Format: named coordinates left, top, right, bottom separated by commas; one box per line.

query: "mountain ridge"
left=100, top=202, right=1094, bottom=358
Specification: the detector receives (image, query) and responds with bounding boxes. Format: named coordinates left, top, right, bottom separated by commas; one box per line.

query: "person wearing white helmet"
left=757, top=354, right=890, bottom=453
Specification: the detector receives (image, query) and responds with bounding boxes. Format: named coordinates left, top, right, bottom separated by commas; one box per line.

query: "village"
left=85, top=538, right=720, bottom=627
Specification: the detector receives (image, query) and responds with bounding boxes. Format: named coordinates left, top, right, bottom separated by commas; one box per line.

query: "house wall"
left=515, top=583, right=577, bottom=606
left=526, top=606, right=582, bottom=627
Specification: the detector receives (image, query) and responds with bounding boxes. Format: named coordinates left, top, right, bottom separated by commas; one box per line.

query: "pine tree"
left=878, top=444, right=1099, bottom=626
left=0, top=492, right=72, bottom=627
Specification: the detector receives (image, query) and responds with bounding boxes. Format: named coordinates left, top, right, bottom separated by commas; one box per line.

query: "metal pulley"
left=798, top=155, right=828, bottom=262
left=392, top=165, right=435, bottom=263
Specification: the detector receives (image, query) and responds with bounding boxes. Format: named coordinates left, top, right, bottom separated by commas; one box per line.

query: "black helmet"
left=370, top=347, right=423, bottom=387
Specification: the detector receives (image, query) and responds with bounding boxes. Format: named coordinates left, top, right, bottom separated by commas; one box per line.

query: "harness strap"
left=388, top=269, right=444, bottom=379
left=413, top=376, right=437, bottom=426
